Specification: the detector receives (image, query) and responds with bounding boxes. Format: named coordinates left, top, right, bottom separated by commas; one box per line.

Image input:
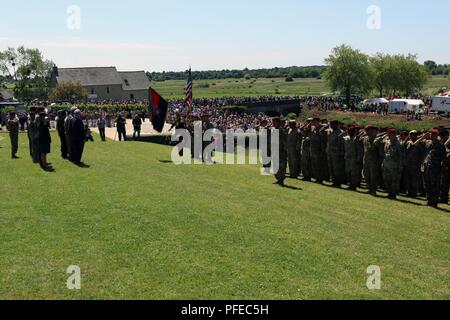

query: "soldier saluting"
left=381, top=128, right=405, bottom=200
left=416, top=129, right=446, bottom=208
left=272, top=117, right=287, bottom=186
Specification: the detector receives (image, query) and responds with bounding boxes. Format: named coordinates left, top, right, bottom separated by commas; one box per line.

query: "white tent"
left=388, top=99, right=425, bottom=113
left=363, top=98, right=389, bottom=105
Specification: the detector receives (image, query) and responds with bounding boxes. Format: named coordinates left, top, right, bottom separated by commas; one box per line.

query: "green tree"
left=323, top=44, right=373, bottom=106
left=0, top=46, right=54, bottom=101
left=49, top=81, right=87, bottom=102
left=424, top=60, right=437, bottom=73
left=370, top=53, right=396, bottom=97
left=396, top=54, right=429, bottom=96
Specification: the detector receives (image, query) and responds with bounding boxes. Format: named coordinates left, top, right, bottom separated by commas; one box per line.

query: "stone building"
left=50, top=66, right=151, bottom=100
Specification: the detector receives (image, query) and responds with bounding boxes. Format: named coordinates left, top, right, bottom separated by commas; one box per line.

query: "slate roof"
left=55, top=67, right=151, bottom=91
left=119, top=71, right=151, bottom=91
left=56, top=67, right=123, bottom=86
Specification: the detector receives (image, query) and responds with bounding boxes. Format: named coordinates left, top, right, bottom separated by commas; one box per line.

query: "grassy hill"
left=0, top=133, right=449, bottom=299
left=150, top=76, right=450, bottom=100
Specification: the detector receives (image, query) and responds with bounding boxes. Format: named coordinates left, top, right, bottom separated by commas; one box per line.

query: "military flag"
left=149, top=88, right=168, bottom=133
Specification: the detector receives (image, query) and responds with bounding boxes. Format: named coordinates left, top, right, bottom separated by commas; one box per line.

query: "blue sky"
left=1, top=0, right=449, bottom=71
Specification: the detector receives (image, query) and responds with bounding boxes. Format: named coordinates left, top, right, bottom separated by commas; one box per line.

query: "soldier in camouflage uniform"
left=362, top=126, right=383, bottom=196
left=439, top=129, right=450, bottom=204
left=382, top=129, right=405, bottom=200
left=260, top=119, right=272, bottom=175
left=301, top=125, right=312, bottom=181
left=310, top=118, right=324, bottom=184
left=416, top=130, right=446, bottom=208
left=344, top=126, right=364, bottom=191
left=273, top=117, right=287, bottom=185
left=287, top=120, right=301, bottom=178
left=404, top=131, right=425, bottom=198
left=6, top=112, right=19, bottom=159
left=326, top=120, right=346, bottom=188
left=354, top=127, right=364, bottom=187
left=399, top=131, right=410, bottom=194
left=320, top=119, right=330, bottom=182
left=377, top=128, right=389, bottom=191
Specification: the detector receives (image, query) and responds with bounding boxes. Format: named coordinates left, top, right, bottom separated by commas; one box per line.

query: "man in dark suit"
left=116, top=114, right=127, bottom=141
left=57, top=110, right=68, bottom=159
left=69, top=109, right=86, bottom=165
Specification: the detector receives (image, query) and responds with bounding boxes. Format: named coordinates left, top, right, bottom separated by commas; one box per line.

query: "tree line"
left=424, top=60, right=449, bottom=76
left=146, top=66, right=327, bottom=82
left=323, top=44, right=434, bottom=106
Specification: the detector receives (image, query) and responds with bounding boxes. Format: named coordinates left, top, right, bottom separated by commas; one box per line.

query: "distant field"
left=151, top=76, right=450, bottom=100
left=151, top=78, right=329, bottom=99
left=2, top=76, right=448, bottom=100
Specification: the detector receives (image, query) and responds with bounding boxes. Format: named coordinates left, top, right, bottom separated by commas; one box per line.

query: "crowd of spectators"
left=0, top=94, right=438, bottom=132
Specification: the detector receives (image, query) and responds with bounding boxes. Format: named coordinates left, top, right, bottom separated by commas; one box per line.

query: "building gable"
left=119, top=71, right=151, bottom=91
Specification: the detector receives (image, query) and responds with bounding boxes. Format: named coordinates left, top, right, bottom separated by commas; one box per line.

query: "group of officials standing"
left=270, top=117, right=450, bottom=209
left=56, top=107, right=87, bottom=166
left=4, top=106, right=87, bottom=169
left=6, top=107, right=52, bottom=169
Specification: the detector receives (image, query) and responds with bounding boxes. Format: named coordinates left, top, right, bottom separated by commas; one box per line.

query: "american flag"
left=184, top=67, right=193, bottom=113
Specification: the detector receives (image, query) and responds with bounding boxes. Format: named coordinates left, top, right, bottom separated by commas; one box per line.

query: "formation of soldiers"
left=270, top=117, right=450, bottom=209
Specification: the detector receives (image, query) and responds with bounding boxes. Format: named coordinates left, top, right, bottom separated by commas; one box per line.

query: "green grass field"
left=0, top=133, right=449, bottom=300
left=151, top=77, right=329, bottom=99
left=150, top=76, right=450, bottom=99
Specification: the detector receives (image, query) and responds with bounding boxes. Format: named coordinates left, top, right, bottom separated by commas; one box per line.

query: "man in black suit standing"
left=69, top=109, right=86, bottom=165
left=115, top=113, right=127, bottom=141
